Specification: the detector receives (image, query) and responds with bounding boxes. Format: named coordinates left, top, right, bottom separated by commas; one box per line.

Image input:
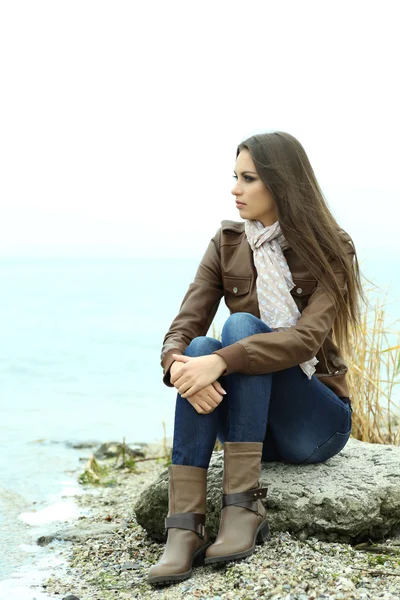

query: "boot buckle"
left=251, top=487, right=268, bottom=499
left=164, top=512, right=206, bottom=539
left=222, top=487, right=268, bottom=511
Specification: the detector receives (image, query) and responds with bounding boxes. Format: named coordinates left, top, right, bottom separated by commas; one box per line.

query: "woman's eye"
left=232, top=175, right=254, bottom=182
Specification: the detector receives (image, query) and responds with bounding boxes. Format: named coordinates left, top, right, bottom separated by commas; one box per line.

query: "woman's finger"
left=174, top=374, right=188, bottom=389
left=189, top=397, right=213, bottom=413
left=198, top=399, right=213, bottom=411
left=205, top=392, right=219, bottom=407
left=207, top=387, right=223, bottom=404
left=192, top=401, right=212, bottom=414
left=172, top=354, right=190, bottom=362
left=212, top=381, right=227, bottom=396
left=181, top=383, right=201, bottom=398
left=179, top=382, right=193, bottom=398
left=170, top=364, right=187, bottom=384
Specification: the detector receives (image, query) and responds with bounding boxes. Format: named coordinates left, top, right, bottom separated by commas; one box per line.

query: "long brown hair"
left=237, top=131, right=369, bottom=358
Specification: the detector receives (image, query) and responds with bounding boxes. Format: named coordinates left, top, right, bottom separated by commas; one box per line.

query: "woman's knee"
left=222, top=312, right=273, bottom=345
left=184, top=336, right=222, bottom=357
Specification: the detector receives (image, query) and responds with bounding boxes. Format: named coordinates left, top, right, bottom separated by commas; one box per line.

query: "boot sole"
left=147, top=542, right=212, bottom=586
left=204, top=519, right=271, bottom=565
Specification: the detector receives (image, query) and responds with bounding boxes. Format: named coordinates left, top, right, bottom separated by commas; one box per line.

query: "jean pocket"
left=300, top=429, right=352, bottom=465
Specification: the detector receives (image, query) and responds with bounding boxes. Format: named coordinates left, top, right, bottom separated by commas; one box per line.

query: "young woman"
left=147, top=131, right=366, bottom=586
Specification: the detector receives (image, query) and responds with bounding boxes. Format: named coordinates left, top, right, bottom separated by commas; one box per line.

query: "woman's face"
left=232, top=149, right=278, bottom=227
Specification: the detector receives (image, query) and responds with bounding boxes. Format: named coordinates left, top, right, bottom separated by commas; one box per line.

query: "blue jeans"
left=171, top=312, right=352, bottom=468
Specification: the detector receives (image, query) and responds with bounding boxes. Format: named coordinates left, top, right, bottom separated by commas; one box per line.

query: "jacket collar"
left=221, top=219, right=290, bottom=257
left=221, top=220, right=353, bottom=255
left=221, top=220, right=245, bottom=233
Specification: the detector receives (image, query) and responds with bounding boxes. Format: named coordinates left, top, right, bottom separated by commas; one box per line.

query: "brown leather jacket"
left=161, top=220, right=354, bottom=400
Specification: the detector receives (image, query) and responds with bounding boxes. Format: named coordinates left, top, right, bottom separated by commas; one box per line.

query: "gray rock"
left=62, top=596, right=80, bottom=600
left=37, top=523, right=122, bottom=546
left=67, top=441, right=100, bottom=449
left=93, top=441, right=145, bottom=459
left=134, top=437, right=400, bottom=543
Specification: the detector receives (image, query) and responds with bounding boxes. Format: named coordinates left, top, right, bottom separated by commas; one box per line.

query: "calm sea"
left=0, top=254, right=399, bottom=594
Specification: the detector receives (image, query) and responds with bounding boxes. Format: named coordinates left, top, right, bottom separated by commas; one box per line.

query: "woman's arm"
left=161, top=228, right=224, bottom=387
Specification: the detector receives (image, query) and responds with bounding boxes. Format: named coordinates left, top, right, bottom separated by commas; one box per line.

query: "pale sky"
left=0, top=0, right=399, bottom=259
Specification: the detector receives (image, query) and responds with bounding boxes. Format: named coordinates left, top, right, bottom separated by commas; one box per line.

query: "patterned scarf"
left=244, top=219, right=319, bottom=380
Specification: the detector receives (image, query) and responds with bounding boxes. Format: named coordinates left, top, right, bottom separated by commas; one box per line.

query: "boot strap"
left=164, top=512, right=206, bottom=538
left=222, top=487, right=268, bottom=513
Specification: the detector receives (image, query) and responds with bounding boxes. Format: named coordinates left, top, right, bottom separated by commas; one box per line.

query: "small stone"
left=63, top=596, right=80, bottom=600
left=120, top=561, right=140, bottom=570
left=336, top=576, right=355, bottom=590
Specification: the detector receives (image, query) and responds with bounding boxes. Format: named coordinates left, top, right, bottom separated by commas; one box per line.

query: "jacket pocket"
left=222, top=276, right=251, bottom=297
left=290, top=279, right=318, bottom=297
left=290, top=279, right=317, bottom=313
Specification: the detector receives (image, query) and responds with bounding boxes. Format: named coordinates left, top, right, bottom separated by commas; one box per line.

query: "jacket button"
left=233, top=287, right=238, bottom=294
left=296, top=287, right=303, bottom=294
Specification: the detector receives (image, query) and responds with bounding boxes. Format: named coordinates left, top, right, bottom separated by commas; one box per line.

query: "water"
left=0, top=257, right=209, bottom=584
left=0, top=253, right=399, bottom=593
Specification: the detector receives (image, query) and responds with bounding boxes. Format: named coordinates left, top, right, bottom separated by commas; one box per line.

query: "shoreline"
left=0, top=436, right=168, bottom=599
left=34, top=439, right=400, bottom=600
left=0, top=443, right=92, bottom=600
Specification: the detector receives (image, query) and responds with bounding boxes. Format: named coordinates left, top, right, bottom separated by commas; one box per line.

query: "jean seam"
left=301, top=428, right=352, bottom=464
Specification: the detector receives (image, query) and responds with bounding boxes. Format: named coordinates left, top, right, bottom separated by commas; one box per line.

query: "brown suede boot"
left=147, top=464, right=212, bottom=585
left=204, top=441, right=271, bottom=565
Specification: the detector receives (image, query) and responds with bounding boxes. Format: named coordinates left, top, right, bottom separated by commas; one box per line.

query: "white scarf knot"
left=244, top=219, right=319, bottom=380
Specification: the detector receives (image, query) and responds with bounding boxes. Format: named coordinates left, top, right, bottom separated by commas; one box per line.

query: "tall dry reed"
left=345, top=283, right=400, bottom=445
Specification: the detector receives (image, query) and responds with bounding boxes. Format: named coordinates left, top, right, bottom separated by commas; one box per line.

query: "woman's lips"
left=236, top=202, right=246, bottom=208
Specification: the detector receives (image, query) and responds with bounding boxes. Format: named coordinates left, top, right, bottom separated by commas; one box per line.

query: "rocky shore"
left=39, top=439, right=400, bottom=600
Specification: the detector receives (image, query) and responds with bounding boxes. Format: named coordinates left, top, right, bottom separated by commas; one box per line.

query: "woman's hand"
left=169, top=360, right=227, bottom=414
left=185, top=381, right=226, bottom=414
left=170, top=354, right=227, bottom=398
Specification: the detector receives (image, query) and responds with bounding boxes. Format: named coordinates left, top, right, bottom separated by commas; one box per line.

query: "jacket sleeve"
left=211, top=251, right=354, bottom=376
left=160, top=228, right=224, bottom=387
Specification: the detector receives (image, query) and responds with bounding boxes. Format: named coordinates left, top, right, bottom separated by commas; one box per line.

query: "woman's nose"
left=231, top=183, right=240, bottom=195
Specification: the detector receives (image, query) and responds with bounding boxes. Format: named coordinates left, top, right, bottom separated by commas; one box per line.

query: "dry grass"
left=344, top=283, right=400, bottom=446
left=211, top=282, right=400, bottom=447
